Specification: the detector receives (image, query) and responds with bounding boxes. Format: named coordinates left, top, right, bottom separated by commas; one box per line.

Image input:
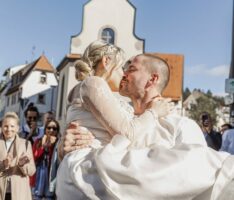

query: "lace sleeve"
left=80, top=76, right=157, bottom=141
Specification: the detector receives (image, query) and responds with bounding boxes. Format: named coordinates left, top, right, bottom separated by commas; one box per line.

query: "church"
left=56, top=0, right=183, bottom=130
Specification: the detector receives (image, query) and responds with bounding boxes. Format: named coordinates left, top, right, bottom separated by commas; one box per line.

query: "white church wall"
left=70, top=0, right=144, bottom=60
left=56, top=62, right=78, bottom=131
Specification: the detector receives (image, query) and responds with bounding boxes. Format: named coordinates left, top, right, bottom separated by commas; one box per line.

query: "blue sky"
left=0, top=0, right=232, bottom=95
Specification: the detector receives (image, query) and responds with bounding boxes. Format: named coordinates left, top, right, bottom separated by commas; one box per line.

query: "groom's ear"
left=145, top=73, right=159, bottom=89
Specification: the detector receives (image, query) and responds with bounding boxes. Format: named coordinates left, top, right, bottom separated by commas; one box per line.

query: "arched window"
left=101, top=28, right=115, bottom=44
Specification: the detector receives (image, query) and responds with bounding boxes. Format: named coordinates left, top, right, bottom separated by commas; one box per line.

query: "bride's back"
left=66, top=40, right=126, bottom=146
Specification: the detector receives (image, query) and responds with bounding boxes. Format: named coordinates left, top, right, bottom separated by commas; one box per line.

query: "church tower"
left=70, top=0, right=144, bottom=59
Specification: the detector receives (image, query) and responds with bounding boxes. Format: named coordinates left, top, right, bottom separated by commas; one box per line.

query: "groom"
left=59, top=53, right=206, bottom=157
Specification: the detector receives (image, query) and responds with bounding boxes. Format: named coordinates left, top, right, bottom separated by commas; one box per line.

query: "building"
left=56, top=54, right=81, bottom=128
left=0, top=64, right=26, bottom=121
left=0, top=55, right=58, bottom=126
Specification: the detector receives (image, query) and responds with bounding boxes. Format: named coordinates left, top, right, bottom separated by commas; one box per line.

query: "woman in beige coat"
left=0, top=112, right=36, bottom=200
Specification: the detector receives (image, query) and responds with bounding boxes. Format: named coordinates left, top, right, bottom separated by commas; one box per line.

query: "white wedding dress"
left=56, top=76, right=234, bottom=200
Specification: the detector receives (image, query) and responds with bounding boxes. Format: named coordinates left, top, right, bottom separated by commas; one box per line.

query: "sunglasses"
left=27, top=116, right=37, bottom=120
left=46, top=126, right=58, bottom=131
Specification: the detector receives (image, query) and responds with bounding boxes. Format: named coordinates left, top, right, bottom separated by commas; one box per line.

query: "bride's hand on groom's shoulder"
left=150, top=97, right=174, bottom=118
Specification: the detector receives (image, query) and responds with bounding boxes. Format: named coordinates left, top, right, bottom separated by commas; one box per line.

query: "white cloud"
left=186, top=64, right=229, bottom=77
left=208, top=65, right=229, bottom=76
left=186, top=64, right=205, bottom=74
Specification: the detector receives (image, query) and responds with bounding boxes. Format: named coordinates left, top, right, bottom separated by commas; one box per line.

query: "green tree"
left=213, top=95, right=225, bottom=106
left=188, top=95, right=218, bottom=125
left=183, top=87, right=191, bottom=100
left=206, top=89, right=212, bottom=98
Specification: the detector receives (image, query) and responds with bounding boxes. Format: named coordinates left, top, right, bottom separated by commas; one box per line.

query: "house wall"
left=0, top=86, right=9, bottom=119
left=18, top=87, right=57, bottom=127
left=3, top=70, right=58, bottom=126
left=56, top=62, right=78, bottom=131
left=21, top=71, right=57, bottom=98
left=5, top=92, right=20, bottom=116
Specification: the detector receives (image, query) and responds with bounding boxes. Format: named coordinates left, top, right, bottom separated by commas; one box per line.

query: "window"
left=40, top=72, right=47, bottom=84
left=101, top=28, right=115, bottom=44
left=38, top=94, right=46, bottom=104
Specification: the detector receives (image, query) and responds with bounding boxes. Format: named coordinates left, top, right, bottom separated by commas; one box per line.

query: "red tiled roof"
left=56, top=54, right=81, bottom=72
left=34, top=55, right=54, bottom=72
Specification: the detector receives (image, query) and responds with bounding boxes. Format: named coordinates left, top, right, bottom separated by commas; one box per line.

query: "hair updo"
left=75, top=40, right=125, bottom=81
left=3, top=112, right=20, bottom=125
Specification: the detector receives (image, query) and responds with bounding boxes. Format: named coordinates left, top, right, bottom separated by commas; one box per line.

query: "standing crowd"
left=0, top=104, right=60, bottom=200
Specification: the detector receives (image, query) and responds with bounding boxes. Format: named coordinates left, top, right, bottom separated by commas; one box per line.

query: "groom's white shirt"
left=113, top=93, right=207, bottom=149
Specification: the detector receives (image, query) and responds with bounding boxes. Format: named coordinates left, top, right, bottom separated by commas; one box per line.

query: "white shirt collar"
left=5, top=136, right=15, bottom=151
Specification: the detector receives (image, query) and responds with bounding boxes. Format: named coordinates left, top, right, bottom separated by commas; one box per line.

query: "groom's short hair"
left=139, top=54, right=170, bottom=93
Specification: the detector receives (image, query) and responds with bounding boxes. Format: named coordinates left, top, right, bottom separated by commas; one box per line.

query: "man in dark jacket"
left=200, top=112, right=222, bottom=150
left=20, top=103, right=40, bottom=144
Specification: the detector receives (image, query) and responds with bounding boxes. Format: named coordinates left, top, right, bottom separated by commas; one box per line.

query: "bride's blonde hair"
left=75, top=40, right=125, bottom=81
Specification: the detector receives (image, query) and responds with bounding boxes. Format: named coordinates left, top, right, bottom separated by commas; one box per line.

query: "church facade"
left=70, top=0, right=144, bottom=58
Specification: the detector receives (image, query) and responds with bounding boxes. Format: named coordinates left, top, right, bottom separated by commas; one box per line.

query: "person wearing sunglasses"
left=31, top=119, right=60, bottom=200
left=20, top=103, right=40, bottom=145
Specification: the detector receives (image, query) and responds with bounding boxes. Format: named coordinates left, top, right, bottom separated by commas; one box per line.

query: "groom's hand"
left=61, top=122, right=94, bottom=158
left=151, top=97, right=174, bottom=117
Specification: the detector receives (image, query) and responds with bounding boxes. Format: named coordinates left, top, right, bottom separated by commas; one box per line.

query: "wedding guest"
left=200, top=112, right=222, bottom=150
left=220, top=128, right=234, bottom=155
left=20, top=103, right=40, bottom=144
left=32, top=119, right=60, bottom=200
left=37, top=111, right=55, bottom=141
left=0, top=112, right=35, bottom=200
left=220, top=123, right=232, bottom=135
